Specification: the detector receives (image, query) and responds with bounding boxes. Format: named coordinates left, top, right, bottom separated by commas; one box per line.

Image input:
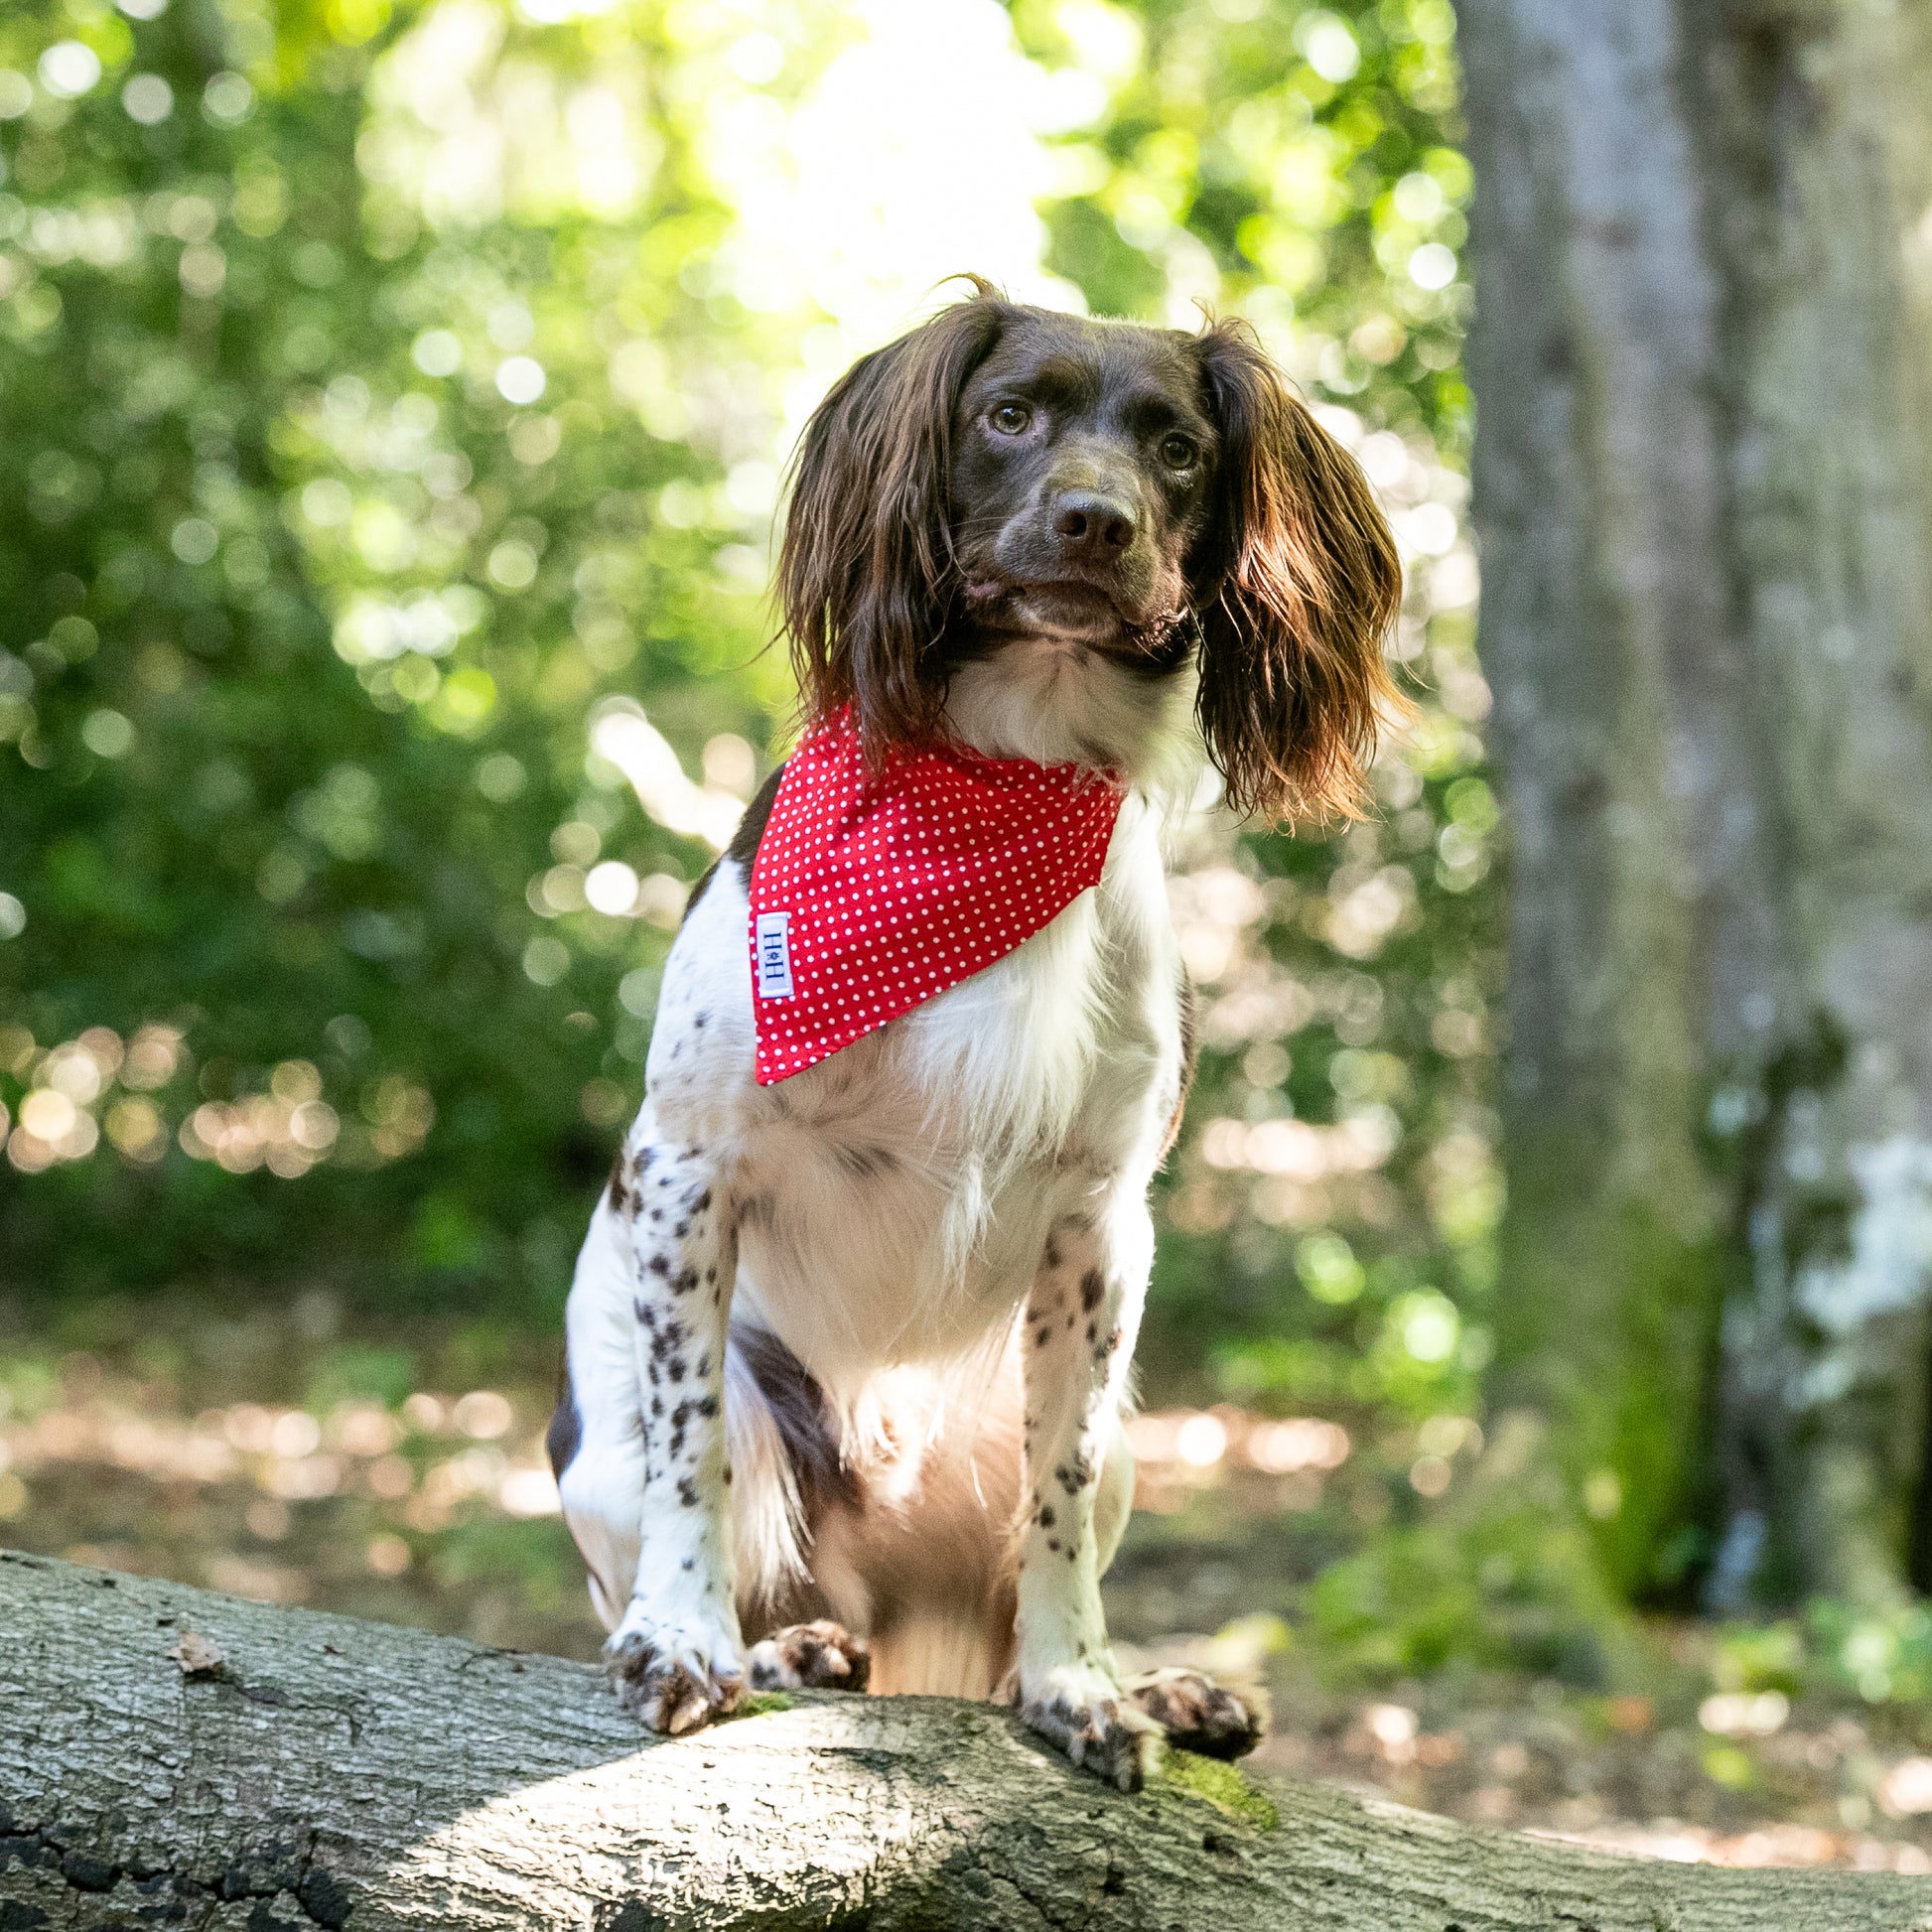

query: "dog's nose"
left=1051, top=490, right=1136, bottom=557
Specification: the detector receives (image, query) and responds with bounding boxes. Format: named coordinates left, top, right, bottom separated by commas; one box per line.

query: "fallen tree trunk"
left=3, top=1551, right=1930, bottom=1931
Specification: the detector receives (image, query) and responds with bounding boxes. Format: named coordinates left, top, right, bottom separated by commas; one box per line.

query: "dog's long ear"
left=778, top=286, right=1007, bottom=756
left=1191, top=320, right=1405, bottom=822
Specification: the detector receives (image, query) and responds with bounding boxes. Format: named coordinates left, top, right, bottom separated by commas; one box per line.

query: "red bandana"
left=746, top=708, right=1126, bottom=1084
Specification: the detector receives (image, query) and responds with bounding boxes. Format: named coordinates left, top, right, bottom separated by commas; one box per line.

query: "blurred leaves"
left=0, top=0, right=797, bottom=1314
left=2, top=0, right=1500, bottom=1452
left=1013, top=0, right=1499, bottom=1421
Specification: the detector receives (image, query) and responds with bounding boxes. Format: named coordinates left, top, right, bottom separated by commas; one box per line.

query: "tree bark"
left=3, top=1552, right=1932, bottom=1930
left=1455, top=0, right=1932, bottom=1606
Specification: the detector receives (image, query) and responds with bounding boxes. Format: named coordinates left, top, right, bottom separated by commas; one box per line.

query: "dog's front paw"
left=1126, top=1666, right=1266, bottom=1760
left=606, top=1611, right=745, bottom=1735
left=1022, top=1663, right=1163, bottom=1793
left=747, top=1619, right=871, bottom=1693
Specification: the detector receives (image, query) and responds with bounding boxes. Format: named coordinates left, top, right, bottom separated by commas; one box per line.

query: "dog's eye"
left=1160, top=433, right=1198, bottom=469
left=990, top=403, right=1032, bottom=436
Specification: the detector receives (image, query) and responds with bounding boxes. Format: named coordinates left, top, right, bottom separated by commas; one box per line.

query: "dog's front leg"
left=603, top=1132, right=745, bottom=1735
left=1016, top=1195, right=1160, bottom=1791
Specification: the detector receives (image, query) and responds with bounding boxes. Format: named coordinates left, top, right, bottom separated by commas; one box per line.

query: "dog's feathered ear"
left=1191, top=320, right=1405, bottom=822
left=778, top=284, right=1007, bottom=756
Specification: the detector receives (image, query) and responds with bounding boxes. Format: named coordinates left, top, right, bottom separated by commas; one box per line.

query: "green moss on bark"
left=1493, top=1132, right=1726, bottom=1599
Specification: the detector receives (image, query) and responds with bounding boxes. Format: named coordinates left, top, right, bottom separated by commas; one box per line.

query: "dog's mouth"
left=960, top=575, right=1191, bottom=660
left=963, top=576, right=1134, bottom=626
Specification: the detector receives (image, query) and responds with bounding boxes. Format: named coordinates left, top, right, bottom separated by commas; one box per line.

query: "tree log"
left=4, top=1553, right=1932, bottom=1929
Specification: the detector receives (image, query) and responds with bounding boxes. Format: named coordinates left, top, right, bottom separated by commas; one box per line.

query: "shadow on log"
left=6, top=1549, right=1932, bottom=1929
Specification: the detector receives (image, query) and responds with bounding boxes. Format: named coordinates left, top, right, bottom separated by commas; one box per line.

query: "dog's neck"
left=941, top=630, right=1202, bottom=804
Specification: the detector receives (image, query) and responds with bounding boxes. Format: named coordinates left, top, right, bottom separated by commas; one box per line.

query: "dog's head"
left=777, top=280, right=1403, bottom=820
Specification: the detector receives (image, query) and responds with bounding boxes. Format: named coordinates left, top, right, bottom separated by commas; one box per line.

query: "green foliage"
left=1804, top=1602, right=1932, bottom=1712
left=2, top=0, right=1500, bottom=1456
left=1304, top=1415, right=1638, bottom=1688
left=0, top=0, right=792, bottom=1315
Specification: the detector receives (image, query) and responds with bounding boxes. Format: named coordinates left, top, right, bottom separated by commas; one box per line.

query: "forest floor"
left=6, top=1294, right=1932, bottom=1874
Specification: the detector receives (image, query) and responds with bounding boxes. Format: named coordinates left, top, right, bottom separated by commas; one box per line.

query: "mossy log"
left=5, top=1549, right=1932, bottom=1930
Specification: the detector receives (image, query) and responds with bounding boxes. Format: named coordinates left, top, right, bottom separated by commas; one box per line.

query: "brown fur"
left=776, top=277, right=1006, bottom=763
left=733, top=1330, right=1143, bottom=1703
left=776, top=280, right=1405, bottom=823
left=1190, top=318, right=1407, bottom=820
left=771, top=1352, right=1028, bottom=1701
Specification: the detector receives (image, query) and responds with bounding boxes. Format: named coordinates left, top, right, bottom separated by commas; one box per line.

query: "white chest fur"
left=640, top=790, right=1184, bottom=1400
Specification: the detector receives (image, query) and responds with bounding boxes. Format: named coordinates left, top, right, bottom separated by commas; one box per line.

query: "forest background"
left=8, top=0, right=1931, bottom=1867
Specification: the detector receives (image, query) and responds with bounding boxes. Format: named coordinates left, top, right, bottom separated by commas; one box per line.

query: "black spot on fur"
left=545, top=1356, right=582, bottom=1479
left=607, top=1152, right=634, bottom=1215
left=677, top=1476, right=699, bottom=1507
left=1079, top=1269, right=1105, bottom=1314
left=736, top=1322, right=857, bottom=1515
left=1038, top=1505, right=1055, bottom=1528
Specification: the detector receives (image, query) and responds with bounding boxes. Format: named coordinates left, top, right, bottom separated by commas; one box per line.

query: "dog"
left=548, top=279, right=1402, bottom=1789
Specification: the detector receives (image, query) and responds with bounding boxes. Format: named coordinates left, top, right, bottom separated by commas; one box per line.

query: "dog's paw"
left=1126, top=1666, right=1266, bottom=1760
left=606, top=1614, right=745, bottom=1735
left=746, top=1619, right=871, bottom=1694
left=1021, top=1663, right=1164, bottom=1793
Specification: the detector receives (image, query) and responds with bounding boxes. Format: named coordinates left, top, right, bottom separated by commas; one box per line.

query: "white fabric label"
left=755, top=910, right=794, bottom=999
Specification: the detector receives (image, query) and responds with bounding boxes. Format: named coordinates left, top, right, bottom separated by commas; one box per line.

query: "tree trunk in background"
left=7, top=1551, right=1932, bottom=1932
left=1455, top=0, right=1932, bottom=1607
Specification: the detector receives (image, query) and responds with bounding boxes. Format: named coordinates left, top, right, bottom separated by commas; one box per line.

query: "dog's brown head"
left=777, top=279, right=1403, bottom=821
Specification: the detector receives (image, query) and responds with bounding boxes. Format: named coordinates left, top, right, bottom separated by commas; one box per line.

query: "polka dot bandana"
left=748, top=707, right=1126, bottom=1085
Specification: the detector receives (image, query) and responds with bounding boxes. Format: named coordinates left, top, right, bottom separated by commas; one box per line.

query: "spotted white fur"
left=558, top=638, right=1202, bottom=1780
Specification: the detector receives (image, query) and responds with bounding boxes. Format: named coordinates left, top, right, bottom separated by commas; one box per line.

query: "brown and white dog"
left=548, top=281, right=1401, bottom=1789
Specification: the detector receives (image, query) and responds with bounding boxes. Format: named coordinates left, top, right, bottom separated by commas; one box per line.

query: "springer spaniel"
left=548, top=280, right=1401, bottom=1789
